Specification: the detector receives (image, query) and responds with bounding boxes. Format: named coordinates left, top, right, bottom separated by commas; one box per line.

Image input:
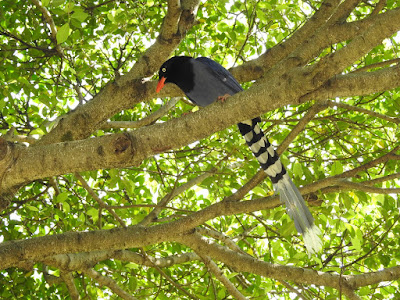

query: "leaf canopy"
left=1, top=0, right=400, bottom=299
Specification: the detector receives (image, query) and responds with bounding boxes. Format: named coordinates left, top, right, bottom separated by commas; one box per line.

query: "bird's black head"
left=156, top=56, right=194, bottom=93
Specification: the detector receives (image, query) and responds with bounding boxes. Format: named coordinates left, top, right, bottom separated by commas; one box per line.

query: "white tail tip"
left=303, top=224, right=322, bottom=256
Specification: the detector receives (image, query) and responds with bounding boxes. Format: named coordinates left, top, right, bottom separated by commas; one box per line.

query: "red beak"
left=156, top=77, right=166, bottom=93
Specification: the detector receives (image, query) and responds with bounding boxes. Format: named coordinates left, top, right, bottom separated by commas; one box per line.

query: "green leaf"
left=62, top=201, right=70, bottom=213
left=51, top=0, right=64, bottom=6
left=293, top=162, right=303, bottom=178
left=330, top=161, right=343, bottom=176
left=56, top=23, right=70, bottom=44
left=71, top=9, right=88, bottom=22
left=56, top=192, right=69, bottom=203
left=87, top=208, right=98, bottom=218
left=128, top=276, right=137, bottom=291
left=280, top=221, right=295, bottom=236
left=252, top=186, right=267, bottom=196
left=30, top=128, right=45, bottom=136
left=64, top=2, right=74, bottom=13
left=217, top=289, right=226, bottom=299
left=26, top=205, right=39, bottom=212
left=351, top=235, right=361, bottom=252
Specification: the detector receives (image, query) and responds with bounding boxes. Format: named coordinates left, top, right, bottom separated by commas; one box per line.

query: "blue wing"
left=195, top=57, right=243, bottom=93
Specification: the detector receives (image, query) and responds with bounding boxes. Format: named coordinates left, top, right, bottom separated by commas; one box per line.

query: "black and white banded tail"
left=238, top=118, right=322, bottom=255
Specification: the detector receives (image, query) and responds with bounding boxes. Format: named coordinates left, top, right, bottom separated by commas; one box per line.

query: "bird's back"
left=186, top=58, right=243, bottom=107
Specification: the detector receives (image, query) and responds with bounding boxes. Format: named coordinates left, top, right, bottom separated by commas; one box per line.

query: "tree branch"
left=36, top=0, right=199, bottom=145
left=196, top=227, right=246, bottom=255
left=139, top=169, right=216, bottom=226
left=41, top=249, right=199, bottom=271
left=346, top=265, right=400, bottom=289
left=118, top=0, right=200, bottom=83
left=83, top=268, right=138, bottom=300
left=232, top=5, right=399, bottom=84
left=326, top=99, right=400, bottom=124
left=75, top=173, right=126, bottom=228
left=175, top=231, right=362, bottom=295
left=299, top=8, right=400, bottom=91
left=197, top=254, right=247, bottom=300
left=2, top=140, right=398, bottom=268
left=102, top=97, right=181, bottom=130
left=231, top=0, right=343, bottom=82
left=141, top=249, right=200, bottom=300
left=30, top=0, right=64, bottom=57
left=60, top=271, right=80, bottom=300
left=300, top=64, right=400, bottom=103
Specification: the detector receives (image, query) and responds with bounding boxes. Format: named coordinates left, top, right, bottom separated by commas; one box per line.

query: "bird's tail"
left=237, top=118, right=322, bottom=255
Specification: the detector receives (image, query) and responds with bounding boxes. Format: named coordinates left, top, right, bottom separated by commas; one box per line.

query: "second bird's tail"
left=237, top=118, right=322, bottom=255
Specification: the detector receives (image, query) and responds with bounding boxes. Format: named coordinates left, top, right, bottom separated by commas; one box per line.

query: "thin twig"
left=326, top=100, right=400, bottom=124
left=30, top=0, right=64, bottom=57
left=279, top=280, right=309, bottom=300
left=75, top=173, right=126, bottom=227
left=103, top=97, right=181, bottom=130
left=139, top=169, right=216, bottom=226
left=141, top=249, right=200, bottom=300
left=277, top=100, right=329, bottom=153
left=197, top=254, right=248, bottom=300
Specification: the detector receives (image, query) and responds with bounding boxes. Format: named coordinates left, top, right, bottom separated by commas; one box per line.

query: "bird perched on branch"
left=156, top=56, right=322, bottom=255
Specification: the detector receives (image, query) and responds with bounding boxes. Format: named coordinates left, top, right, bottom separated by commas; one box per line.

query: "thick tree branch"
left=31, top=5, right=400, bottom=149
left=231, top=0, right=343, bottom=82
left=41, top=249, right=199, bottom=271
left=36, top=1, right=199, bottom=145
left=118, top=0, right=200, bottom=83
left=35, top=80, right=155, bottom=145
left=366, top=172, right=400, bottom=185
left=346, top=265, right=400, bottom=288
left=300, top=65, right=400, bottom=103
left=321, top=181, right=400, bottom=194
left=3, top=65, right=399, bottom=201
left=176, top=231, right=362, bottom=295
left=114, top=250, right=200, bottom=268
left=3, top=143, right=398, bottom=270
left=233, top=6, right=399, bottom=83
left=299, top=9, right=400, bottom=90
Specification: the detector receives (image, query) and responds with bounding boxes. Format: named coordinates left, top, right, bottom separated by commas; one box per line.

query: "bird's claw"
left=217, top=94, right=231, bottom=103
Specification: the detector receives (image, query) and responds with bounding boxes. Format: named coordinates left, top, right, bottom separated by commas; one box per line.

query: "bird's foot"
left=182, top=111, right=192, bottom=116
left=217, top=94, right=231, bottom=103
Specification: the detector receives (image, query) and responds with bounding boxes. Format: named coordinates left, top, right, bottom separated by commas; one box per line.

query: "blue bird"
left=156, top=56, right=322, bottom=255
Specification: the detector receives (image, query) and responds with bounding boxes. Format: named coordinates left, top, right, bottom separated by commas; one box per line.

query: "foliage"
left=1, top=0, right=400, bottom=299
